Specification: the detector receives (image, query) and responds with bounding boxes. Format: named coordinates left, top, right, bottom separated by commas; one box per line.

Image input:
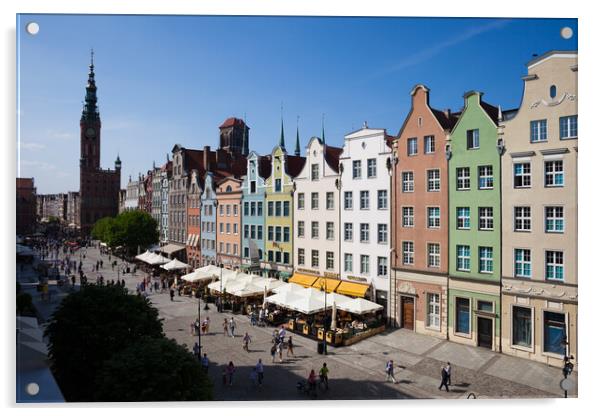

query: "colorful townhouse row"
left=123, top=50, right=577, bottom=368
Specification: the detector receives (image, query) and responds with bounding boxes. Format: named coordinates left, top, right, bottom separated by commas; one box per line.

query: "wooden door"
left=477, top=317, right=493, bottom=349
left=401, top=296, right=414, bottom=330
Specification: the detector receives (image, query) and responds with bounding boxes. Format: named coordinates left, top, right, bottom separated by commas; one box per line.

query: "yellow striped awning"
left=311, top=277, right=341, bottom=293
left=336, top=281, right=370, bottom=298
left=289, top=272, right=318, bottom=288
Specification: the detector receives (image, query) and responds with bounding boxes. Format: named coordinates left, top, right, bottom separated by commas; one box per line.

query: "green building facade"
left=447, top=91, right=503, bottom=351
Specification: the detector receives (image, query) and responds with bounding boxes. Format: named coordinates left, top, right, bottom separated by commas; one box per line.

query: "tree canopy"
left=91, top=210, right=159, bottom=255
left=45, top=285, right=164, bottom=401
left=94, top=337, right=212, bottom=401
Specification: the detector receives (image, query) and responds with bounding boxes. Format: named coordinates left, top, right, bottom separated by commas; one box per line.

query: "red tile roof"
left=285, top=155, right=306, bottom=178
left=324, top=144, right=343, bottom=172
left=219, top=117, right=245, bottom=129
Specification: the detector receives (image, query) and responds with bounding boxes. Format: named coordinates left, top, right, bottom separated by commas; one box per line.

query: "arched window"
left=226, top=185, right=232, bottom=192
left=550, top=85, right=557, bottom=99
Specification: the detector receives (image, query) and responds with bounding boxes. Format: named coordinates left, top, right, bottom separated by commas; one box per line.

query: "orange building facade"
left=216, top=177, right=243, bottom=269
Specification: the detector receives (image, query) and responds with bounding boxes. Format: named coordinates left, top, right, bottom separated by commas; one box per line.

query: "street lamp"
left=561, top=335, right=575, bottom=398
left=219, top=263, right=224, bottom=313
left=321, top=280, right=327, bottom=356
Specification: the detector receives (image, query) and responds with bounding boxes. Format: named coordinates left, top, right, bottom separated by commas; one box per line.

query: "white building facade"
left=339, top=125, right=393, bottom=312
left=293, top=137, right=342, bottom=280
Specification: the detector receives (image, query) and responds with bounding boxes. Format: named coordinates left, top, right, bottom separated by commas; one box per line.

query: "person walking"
left=270, top=343, right=277, bottom=363
left=192, top=342, right=200, bottom=358
left=385, top=360, right=397, bottom=384
left=201, top=353, right=209, bottom=373
left=287, top=336, right=295, bottom=357
left=205, top=316, right=211, bottom=334
left=243, top=332, right=252, bottom=352
left=438, top=366, right=449, bottom=392
left=226, top=361, right=235, bottom=386
left=277, top=341, right=283, bottom=363
left=169, top=288, right=175, bottom=301
left=201, top=318, right=208, bottom=335
left=223, top=318, right=229, bottom=336
left=319, top=363, right=329, bottom=390
left=229, top=317, right=236, bottom=338
left=255, top=359, right=264, bottom=387
left=190, top=321, right=195, bottom=336
left=445, top=362, right=452, bottom=386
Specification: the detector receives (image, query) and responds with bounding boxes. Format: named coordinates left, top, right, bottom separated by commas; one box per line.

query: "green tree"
left=94, top=337, right=212, bottom=401
left=91, top=216, right=114, bottom=244
left=113, top=210, right=159, bottom=255
left=45, top=285, right=164, bottom=401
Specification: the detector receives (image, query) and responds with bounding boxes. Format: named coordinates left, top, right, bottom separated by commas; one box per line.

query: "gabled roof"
left=324, top=144, right=343, bottom=172
left=285, top=155, right=306, bottom=178
left=431, top=109, right=459, bottom=131
left=219, top=117, right=246, bottom=129
left=258, top=155, right=272, bottom=179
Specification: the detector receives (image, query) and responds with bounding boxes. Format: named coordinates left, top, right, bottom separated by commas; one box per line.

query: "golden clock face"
left=85, top=127, right=96, bottom=138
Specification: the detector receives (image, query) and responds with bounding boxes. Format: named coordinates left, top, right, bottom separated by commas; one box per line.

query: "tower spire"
left=321, top=113, right=326, bottom=144
left=81, top=49, right=99, bottom=121
left=279, top=104, right=285, bottom=149
left=295, top=116, right=301, bottom=157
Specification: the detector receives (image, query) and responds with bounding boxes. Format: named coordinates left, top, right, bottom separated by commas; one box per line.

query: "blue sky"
left=16, top=15, right=577, bottom=194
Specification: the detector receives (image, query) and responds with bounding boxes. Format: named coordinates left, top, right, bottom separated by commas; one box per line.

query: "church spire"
left=321, top=113, right=326, bottom=144
left=279, top=104, right=285, bottom=149
left=81, top=49, right=99, bottom=122
left=294, top=116, right=301, bottom=157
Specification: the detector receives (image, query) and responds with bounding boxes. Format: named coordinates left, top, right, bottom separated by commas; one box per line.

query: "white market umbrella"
left=286, top=290, right=327, bottom=315
left=271, top=282, right=306, bottom=294
left=181, top=269, right=214, bottom=283
left=337, top=297, right=383, bottom=315
left=331, top=301, right=337, bottom=331
left=265, top=291, right=304, bottom=308
left=161, top=258, right=190, bottom=271
left=326, top=292, right=351, bottom=308
left=135, top=250, right=152, bottom=262
left=146, top=253, right=170, bottom=265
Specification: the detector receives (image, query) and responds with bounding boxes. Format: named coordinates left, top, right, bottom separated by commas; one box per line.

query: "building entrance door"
left=401, top=296, right=414, bottom=330
left=477, top=317, right=493, bottom=349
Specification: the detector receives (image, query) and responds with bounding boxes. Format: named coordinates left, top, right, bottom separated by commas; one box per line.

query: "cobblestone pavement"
left=18, top=244, right=578, bottom=401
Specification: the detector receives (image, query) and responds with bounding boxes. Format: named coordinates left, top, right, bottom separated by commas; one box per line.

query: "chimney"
left=444, top=108, right=451, bottom=118
left=203, top=146, right=210, bottom=170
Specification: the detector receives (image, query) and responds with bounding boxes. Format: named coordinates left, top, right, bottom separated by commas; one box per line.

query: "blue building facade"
left=200, top=172, right=217, bottom=266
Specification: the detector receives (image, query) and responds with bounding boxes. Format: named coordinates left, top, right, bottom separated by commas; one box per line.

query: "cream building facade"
left=500, top=51, right=577, bottom=367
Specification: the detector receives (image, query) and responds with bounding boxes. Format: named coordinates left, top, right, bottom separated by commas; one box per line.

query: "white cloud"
left=20, top=160, right=57, bottom=171
left=49, top=130, right=76, bottom=140
left=20, top=141, right=46, bottom=151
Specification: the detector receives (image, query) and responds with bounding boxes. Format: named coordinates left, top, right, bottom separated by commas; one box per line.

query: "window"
left=219, top=223, right=224, bottom=234
left=402, top=172, right=414, bottom=192
left=545, top=206, right=564, bottom=233
left=377, top=190, right=387, bottom=210
left=326, top=192, right=334, bottom=210
left=268, top=201, right=274, bottom=216
left=250, top=225, right=256, bottom=239
left=543, top=311, right=566, bottom=355
left=514, top=249, right=531, bottom=278
left=360, top=190, right=370, bottom=209
left=233, top=205, right=238, bottom=216
left=478, top=207, right=494, bottom=230
left=257, top=202, right=263, bottom=216
left=427, top=293, right=441, bottom=329
left=244, top=202, right=249, bottom=216
left=244, top=247, right=249, bottom=258
left=514, top=163, right=531, bottom=188
left=457, top=207, right=470, bottom=229
left=326, top=222, right=335, bottom=240
left=219, top=205, right=224, bottom=216
left=326, top=252, right=334, bottom=270
left=226, top=205, right=231, bottom=216
left=226, top=243, right=231, bottom=254
left=275, top=227, right=282, bottom=242
left=244, top=225, right=250, bottom=239
left=267, top=226, right=274, bottom=241
left=257, top=226, right=263, bottom=240
left=268, top=250, right=274, bottom=262
left=312, top=250, right=319, bottom=268
left=427, top=169, right=440, bottom=192
left=283, top=201, right=290, bottom=216
left=545, top=251, right=564, bottom=281
left=377, top=224, right=388, bottom=244
left=298, top=248, right=305, bottom=265
left=477, top=301, right=493, bottom=313
left=457, top=245, right=470, bottom=271
left=560, top=115, right=577, bottom=139
left=311, top=192, right=319, bottom=210
left=428, top=243, right=440, bottom=268
left=424, top=135, right=435, bottom=154
left=344, top=191, right=353, bottom=209
left=344, top=253, right=353, bottom=272
left=427, top=207, right=441, bottom=228
left=298, top=221, right=305, bottom=238
left=478, top=165, right=493, bottom=189
left=250, top=202, right=256, bottom=216
left=280, top=227, right=289, bottom=242
left=545, top=161, right=564, bottom=187
left=275, top=179, right=282, bottom=192
left=514, top=207, right=531, bottom=231
left=311, top=164, right=319, bottom=180
left=360, top=255, right=370, bottom=274
left=402, top=207, right=414, bottom=227
left=250, top=181, right=256, bottom=193
left=479, top=246, right=493, bottom=273
left=512, top=306, right=532, bottom=348
left=407, top=137, right=418, bottom=155
left=456, top=167, right=470, bottom=190
left=283, top=252, right=290, bottom=265
left=530, top=119, right=547, bottom=142
left=352, top=160, right=362, bottom=179
left=360, top=223, right=370, bottom=242
left=344, top=223, right=353, bottom=241
left=234, top=224, right=238, bottom=234
left=311, top=221, right=319, bottom=239
left=367, top=158, right=377, bottom=178
left=275, top=201, right=282, bottom=216
left=550, top=85, right=557, bottom=98
left=377, top=256, right=387, bottom=276
left=402, top=241, right=414, bottom=265
left=467, top=129, right=480, bottom=149
left=298, top=193, right=305, bottom=209
left=275, top=251, right=282, bottom=263
left=455, top=297, right=470, bottom=334
left=219, top=242, right=224, bottom=253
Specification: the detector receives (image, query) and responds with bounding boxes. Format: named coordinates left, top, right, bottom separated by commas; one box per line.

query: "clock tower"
left=80, top=50, right=101, bottom=170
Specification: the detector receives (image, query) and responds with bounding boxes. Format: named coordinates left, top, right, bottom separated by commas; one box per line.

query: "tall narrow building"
left=78, top=51, right=121, bottom=233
